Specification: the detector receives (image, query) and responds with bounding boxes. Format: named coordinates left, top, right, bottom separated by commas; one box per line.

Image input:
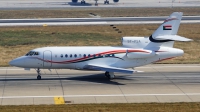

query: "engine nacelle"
left=113, top=0, right=119, bottom=2
left=122, top=36, right=148, bottom=48
left=126, top=49, right=156, bottom=59
left=72, top=0, right=78, bottom=3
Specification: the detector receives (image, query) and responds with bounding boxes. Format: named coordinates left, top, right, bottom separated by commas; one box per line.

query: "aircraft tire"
left=37, top=75, right=41, bottom=80
left=105, top=71, right=109, bottom=78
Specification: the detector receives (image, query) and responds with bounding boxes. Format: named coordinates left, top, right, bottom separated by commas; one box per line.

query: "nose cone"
left=9, top=56, right=26, bottom=67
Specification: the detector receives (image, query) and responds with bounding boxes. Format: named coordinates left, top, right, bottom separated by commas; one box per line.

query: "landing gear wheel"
left=105, top=71, right=109, bottom=78
left=105, top=71, right=115, bottom=80
left=37, top=75, right=41, bottom=80
left=104, top=0, right=109, bottom=4
left=81, top=0, right=85, bottom=4
left=36, top=68, right=41, bottom=80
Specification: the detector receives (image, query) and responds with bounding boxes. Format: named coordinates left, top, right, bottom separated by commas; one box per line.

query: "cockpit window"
left=25, top=51, right=39, bottom=56
left=34, top=52, right=39, bottom=55
left=29, top=52, right=34, bottom=56
left=25, top=51, right=31, bottom=56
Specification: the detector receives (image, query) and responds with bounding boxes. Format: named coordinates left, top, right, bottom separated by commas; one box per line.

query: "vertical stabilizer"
left=152, top=12, right=183, bottom=38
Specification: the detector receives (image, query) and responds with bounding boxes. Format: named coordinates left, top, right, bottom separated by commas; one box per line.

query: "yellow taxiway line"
left=54, top=96, right=65, bottom=104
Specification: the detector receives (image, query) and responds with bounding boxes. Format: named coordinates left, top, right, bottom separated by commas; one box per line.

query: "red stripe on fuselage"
left=35, top=49, right=151, bottom=64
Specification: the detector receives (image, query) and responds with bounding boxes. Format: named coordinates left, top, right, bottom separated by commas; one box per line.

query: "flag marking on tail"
left=163, top=25, right=172, bottom=30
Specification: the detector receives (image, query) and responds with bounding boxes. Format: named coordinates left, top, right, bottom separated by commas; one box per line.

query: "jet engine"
left=121, top=36, right=148, bottom=48
left=126, top=49, right=156, bottom=59
left=72, top=0, right=78, bottom=3
left=113, top=0, right=119, bottom=2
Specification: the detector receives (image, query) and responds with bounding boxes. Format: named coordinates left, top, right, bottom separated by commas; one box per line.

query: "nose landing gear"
left=36, top=68, right=41, bottom=80
left=104, top=0, right=109, bottom=4
left=94, top=0, right=98, bottom=6
left=105, top=71, right=115, bottom=80
left=81, top=0, right=86, bottom=4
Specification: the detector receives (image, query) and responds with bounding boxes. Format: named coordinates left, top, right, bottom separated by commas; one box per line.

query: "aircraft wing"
left=83, top=64, right=142, bottom=74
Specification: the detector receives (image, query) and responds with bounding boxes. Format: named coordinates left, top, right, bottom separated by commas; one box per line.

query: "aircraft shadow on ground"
left=65, top=73, right=133, bottom=85
left=0, top=73, right=133, bottom=85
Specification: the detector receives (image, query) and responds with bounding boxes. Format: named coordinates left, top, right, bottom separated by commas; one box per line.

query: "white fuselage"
left=10, top=46, right=184, bottom=70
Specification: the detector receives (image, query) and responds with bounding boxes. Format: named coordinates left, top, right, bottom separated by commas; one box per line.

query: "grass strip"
left=0, top=103, right=200, bottom=112
left=0, top=7, right=200, bottom=19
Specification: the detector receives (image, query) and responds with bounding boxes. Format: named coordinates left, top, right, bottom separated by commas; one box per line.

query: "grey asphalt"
left=0, top=16, right=200, bottom=23
left=0, top=64, right=200, bottom=105
left=0, top=0, right=200, bottom=9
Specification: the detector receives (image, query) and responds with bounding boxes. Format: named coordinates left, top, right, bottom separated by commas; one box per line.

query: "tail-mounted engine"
left=126, top=49, right=156, bottom=59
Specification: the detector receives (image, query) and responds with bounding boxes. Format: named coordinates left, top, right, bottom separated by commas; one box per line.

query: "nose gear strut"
left=36, top=68, right=41, bottom=80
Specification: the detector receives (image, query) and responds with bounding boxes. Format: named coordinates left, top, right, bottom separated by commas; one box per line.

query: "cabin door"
left=43, top=50, right=52, bottom=67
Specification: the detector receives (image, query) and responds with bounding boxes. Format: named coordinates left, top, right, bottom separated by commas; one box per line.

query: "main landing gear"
left=104, top=0, right=109, bottom=4
left=36, top=68, right=41, bottom=80
left=105, top=71, right=115, bottom=80
left=94, top=0, right=98, bottom=6
left=81, top=0, right=86, bottom=4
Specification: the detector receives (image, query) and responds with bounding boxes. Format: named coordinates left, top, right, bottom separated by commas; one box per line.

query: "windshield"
left=25, top=51, right=40, bottom=56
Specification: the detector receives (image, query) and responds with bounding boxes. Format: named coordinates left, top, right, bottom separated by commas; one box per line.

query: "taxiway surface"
left=0, top=64, right=200, bottom=105
left=0, top=0, right=200, bottom=9
left=1, top=16, right=200, bottom=26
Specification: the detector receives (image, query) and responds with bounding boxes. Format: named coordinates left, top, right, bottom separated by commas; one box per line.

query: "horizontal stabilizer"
left=83, top=64, right=142, bottom=74
left=155, top=35, right=193, bottom=41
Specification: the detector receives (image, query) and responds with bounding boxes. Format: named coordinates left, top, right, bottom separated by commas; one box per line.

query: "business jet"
left=9, top=12, right=192, bottom=80
left=72, top=0, right=119, bottom=5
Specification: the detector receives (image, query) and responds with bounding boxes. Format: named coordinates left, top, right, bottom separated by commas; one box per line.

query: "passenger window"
left=65, top=54, right=68, bottom=58
left=61, top=54, right=63, bottom=58
left=70, top=54, right=72, bottom=58
left=88, top=54, right=91, bottom=57
left=83, top=54, right=86, bottom=57
left=99, top=54, right=102, bottom=57
left=74, top=54, right=77, bottom=58
left=105, top=54, right=109, bottom=57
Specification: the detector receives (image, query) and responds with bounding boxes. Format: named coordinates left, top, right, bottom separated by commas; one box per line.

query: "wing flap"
left=83, top=64, right=142, bottom=74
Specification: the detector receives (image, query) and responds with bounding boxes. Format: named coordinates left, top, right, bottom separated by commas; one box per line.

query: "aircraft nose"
left=9, top=57, right=25, bottom=67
